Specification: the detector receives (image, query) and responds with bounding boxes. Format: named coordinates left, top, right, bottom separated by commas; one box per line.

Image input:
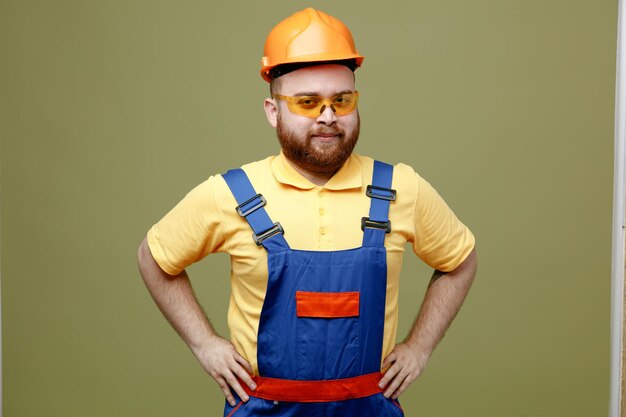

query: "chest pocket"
left=295, top=290, right=361, bottom=379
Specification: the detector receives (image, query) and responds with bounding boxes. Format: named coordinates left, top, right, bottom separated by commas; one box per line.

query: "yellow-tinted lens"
left=273, top=92, right=359, bottom=118
left=294, top=96, right=322, bottom=109
left=332, top=93, right=358, bottom=115
left=289, top=96, right=324, bottom=117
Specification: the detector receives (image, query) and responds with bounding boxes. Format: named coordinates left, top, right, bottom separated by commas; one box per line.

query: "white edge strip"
left=1, top=196, right=3, bottom=417
left=611, top=0, right=626, bottom=415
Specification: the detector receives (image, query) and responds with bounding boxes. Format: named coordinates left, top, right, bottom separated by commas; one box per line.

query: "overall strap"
left=362, top=160, right=395, bottom=247
left=222, top=169, right=289, bottom=253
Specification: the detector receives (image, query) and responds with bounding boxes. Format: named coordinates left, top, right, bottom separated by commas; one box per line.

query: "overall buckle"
left=236, top=194, right=267, bottom=217
left=253, top=222, right=284, bottom=246
left=361, top=217, right=391, bottom=234
left=366, top=185, right=396, bottom=201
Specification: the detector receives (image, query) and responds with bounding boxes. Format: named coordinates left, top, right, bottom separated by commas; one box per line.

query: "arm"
left=136, top=237, right=256, bottom=406
left=379, top=247, right=478, bottom=399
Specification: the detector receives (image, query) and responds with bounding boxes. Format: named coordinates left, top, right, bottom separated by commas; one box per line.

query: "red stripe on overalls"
left=242, top=372, right=383, bottom=402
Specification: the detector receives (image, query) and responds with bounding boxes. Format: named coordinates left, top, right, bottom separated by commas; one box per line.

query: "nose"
left=316, top=103, right=337, bottom=125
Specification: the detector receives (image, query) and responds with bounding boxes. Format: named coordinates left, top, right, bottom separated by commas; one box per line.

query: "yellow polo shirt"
left=147, top=153, right=475, bottom=374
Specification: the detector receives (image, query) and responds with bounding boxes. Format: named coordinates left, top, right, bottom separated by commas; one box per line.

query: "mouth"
left=311, top=131, right=343, bottom=141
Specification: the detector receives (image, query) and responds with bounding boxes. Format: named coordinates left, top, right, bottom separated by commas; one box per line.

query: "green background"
left=0, top=0, right=616, bottom=416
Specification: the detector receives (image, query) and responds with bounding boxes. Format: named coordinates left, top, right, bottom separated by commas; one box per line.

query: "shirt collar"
left=271, top=152, right=362, bottom=191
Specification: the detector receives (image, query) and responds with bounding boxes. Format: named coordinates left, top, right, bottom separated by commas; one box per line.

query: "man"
left=137, top=7, right=477, bottom=417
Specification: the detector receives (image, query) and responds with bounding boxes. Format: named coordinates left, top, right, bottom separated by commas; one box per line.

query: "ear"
left=264, top=98, right=278, bottom=128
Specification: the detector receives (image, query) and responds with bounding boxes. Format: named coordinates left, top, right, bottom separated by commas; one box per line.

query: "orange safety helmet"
left=260, top=8, right=364, bottom=83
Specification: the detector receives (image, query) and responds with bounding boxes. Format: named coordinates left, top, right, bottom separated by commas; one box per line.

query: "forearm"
left=136, top=237, right=216, bottom=354
left=137, top=237, right=256, bottom=404
left=404, top=248, right=477, bottom=363
left=378, top=248, right=477, bottom=398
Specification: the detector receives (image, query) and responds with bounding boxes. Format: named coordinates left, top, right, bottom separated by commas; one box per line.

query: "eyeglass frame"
left=271, top=91, right=360, bottom=118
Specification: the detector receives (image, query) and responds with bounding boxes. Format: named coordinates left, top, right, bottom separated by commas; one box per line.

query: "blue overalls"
left=222, top=161, right=404, bottom=417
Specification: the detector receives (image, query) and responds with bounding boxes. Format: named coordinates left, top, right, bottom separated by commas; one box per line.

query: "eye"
left=296, top=96, right=321, bottom=108
left=333, top=95, right=352, bottom=107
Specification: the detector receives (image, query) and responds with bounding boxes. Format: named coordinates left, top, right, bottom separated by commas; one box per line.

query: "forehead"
left=277, top=64, right=356, bottom=96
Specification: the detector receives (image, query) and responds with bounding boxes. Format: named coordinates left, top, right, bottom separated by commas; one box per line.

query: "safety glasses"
left=272, top=91, right=359, bottom=118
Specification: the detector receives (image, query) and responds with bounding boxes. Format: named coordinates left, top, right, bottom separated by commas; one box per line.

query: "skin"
left=378, top=248, right=477, bottom=399
left=137, top=63, right=478, bottom=406
left=137, top=238, right=256, bottom=406
left=264, top=64, right=359, bottom=185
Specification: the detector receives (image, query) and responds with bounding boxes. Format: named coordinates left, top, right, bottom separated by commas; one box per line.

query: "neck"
left=283, top=157, right=336, bottom=186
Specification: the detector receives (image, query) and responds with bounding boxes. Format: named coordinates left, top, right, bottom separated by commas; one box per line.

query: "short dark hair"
left=269, top=58, right=358, bottom=80
left=269, top=59, right=358, bottom=95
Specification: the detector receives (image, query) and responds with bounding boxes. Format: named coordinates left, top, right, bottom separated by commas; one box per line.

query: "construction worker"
left=137, top=7, right=477, bottom=417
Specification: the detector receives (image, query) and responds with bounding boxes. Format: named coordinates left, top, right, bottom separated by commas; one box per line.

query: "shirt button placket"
left=318, top=189, right=330, bottom=249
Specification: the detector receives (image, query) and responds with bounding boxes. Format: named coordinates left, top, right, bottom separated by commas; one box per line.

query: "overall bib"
left=222, top=161, right=404, bottom=417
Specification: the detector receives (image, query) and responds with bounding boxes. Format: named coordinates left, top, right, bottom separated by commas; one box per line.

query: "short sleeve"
left=411, top=173, right=475, bottom=272
left=147, top=175, right=226, bottom=275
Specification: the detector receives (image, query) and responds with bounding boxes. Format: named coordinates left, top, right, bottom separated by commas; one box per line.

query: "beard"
left=276, top=112, right=360, bottom=175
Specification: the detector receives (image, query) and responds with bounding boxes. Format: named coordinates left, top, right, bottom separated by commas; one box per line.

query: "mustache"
left=310, top=127, right=344, bottom=136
